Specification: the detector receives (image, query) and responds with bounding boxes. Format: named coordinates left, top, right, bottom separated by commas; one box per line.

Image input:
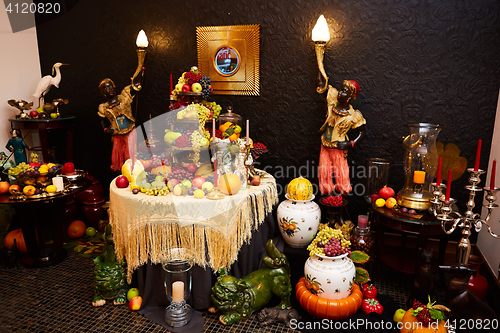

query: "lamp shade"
left=312, top=15, right=330, bottom=42
left=136, top=30, right=149, bottom=47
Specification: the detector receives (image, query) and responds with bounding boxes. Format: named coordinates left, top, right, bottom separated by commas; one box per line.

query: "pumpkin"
left=218, top=173, right=241, bottom=195
left=151, top=165, right=171, bottom=176
left=3, top=228, right=27, bottom=253
left=400, top=309, right=447, bottom=333
left=287, top=176, right=313, bottom=200
left=295, top=277, right=362, bottom=320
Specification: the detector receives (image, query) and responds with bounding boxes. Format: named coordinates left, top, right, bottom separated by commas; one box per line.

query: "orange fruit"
left=67, top=220, right=86, bottom=238
left=218, top=173, right=241, bottom=195
left=385, top=197, right=397, bottom=209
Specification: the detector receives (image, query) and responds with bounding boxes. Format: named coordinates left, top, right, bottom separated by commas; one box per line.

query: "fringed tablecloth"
left=109, top=174, right=278, bottom=283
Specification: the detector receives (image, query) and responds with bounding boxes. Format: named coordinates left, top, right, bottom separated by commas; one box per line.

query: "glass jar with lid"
left=217, top=106, right=242, bottom=128
left=351, top=215, right=374, bottom=255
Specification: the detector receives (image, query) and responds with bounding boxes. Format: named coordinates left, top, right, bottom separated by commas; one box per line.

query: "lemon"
left=194, top=189, right=205, bottom=199
left=375, top=198, right=386, bottom=208
left=46, top=185, right=57, bottom=193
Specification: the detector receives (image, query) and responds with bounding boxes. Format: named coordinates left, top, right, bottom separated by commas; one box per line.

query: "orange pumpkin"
left=67, top=220, right=86, bottom=238
left=3, top=229, right=27, bottom=253
left=151, top=165, right=171, bottom=176
left=400, top=309, right=447, bottom=333
left=218, top=173, right=241, bottom=195
left=295, top=277, right=363, bottom=320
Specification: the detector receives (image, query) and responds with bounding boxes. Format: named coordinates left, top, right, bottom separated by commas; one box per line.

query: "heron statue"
left=33, top=62, right=69, bottom=107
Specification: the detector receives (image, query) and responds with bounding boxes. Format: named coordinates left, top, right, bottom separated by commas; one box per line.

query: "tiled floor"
left=0, top=236, right=484, bottom=333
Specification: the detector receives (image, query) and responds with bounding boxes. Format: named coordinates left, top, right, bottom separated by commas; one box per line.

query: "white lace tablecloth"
left=109, top=174, right=278, bottom=283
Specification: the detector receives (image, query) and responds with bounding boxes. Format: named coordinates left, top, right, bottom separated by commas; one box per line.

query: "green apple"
left=85, top=227, right=96, bottom=237
left=191, top=82, right=202, bottom=92
left=181, top=179, right=192, bottom=188
left=202, top=181, right=214, bottom=192
left=393, top=308, right=406, bottom=322
left=127, top=287, right=140, bottom=301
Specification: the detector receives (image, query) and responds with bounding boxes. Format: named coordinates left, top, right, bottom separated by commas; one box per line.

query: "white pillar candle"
left=172, top=281, right=184, bottom=303
left=246, top=119, right=250, bottom=144
left=52, top=176, right=64, bottom=192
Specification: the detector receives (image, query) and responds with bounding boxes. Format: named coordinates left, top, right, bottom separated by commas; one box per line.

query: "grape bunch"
left=172, top=135, right=191, bottom=148
left=165, top=110, right=179, bottom=127
left=307, top=225, right=351, bottom=257
left=202, top=101, right=221, bottom=119
left=8, top=162, right=34, bottom=176
left=199, top=75, right=211, bottom=100
left=190, top=130, right=205, bottom=165
left=251, top=142, right=268, bottom=159
left=150, top=154, right=169, bottom=168
left=412, top=300, right=432, bottom=324
left=183, top=70, right=202, bottom=85
left=323, top=237, right=352, bottom=257
left=166, top=166, right=194, bottom=182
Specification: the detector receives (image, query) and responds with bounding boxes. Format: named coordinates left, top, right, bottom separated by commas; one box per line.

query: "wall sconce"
left=131, top=29, right=148, bottom=90
left=312, top=15, right=330, bottom=94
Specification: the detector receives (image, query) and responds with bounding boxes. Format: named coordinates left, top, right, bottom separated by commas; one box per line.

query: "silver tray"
left=61, top=169, right=87, bottom=182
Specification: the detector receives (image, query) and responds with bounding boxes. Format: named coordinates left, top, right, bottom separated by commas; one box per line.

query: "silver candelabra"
left=430, top=168, right=500, bottom=265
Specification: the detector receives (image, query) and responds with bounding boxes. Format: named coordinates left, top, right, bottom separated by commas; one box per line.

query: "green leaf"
left=350, top=250, right=370, bottom=264
left=429, top=308, right=444, bottom=320
left=354, top=267, right=370, bottom=285
left=63, top=241, right=78, bottom=249
left=411, top=307, right=423, bottom=316
left=73, top=245, right=86, bottom=252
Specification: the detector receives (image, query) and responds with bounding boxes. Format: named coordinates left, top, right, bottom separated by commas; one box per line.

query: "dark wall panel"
left=35, top=0, right=500, bottom=224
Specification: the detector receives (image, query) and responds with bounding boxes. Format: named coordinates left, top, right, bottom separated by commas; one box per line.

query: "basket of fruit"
left=4, top=162, right=61, bottom=186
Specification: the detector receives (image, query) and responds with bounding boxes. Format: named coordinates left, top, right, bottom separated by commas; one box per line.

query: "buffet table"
left=108, top=174, right=279, bottom=284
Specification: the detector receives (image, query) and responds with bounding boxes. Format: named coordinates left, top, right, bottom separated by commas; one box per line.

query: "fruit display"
left=286, top=176, right=314, bottom=201
left=307, top=225, right=351, bottom=257
left=6, top=162, right=59, bottom=185
left=399, top=298, right=449, bottom=333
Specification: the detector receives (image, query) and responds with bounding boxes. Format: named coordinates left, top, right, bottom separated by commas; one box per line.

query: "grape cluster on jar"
left=166, top=166, right=195, bottom=182
left=307, top=225, right=351, bottom=257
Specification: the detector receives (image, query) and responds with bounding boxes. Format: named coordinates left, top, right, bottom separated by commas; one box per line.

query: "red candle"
left=64, top=162, right=75, bottom=175
left=170, top=74, right=173, bottom=93
left=490, top=160, right=496, bottom=190
left=445, top=169, right=452, bottom=201
left=474, top=139, right=482, bottom=171
left=436, top=157, right=442, bottom=186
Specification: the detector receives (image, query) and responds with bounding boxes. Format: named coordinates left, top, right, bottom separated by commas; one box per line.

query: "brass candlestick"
left=430, top=168, right=500, bottom=264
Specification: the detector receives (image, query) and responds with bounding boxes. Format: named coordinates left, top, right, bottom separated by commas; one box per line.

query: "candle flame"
left=312, top=15, right=330, bottom=42
left=136, top=30, right=149, bottom=48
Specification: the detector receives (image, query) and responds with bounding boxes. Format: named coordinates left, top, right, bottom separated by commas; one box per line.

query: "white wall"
left=479, top=90, right=500, bottom=278
left=0, top=6, right=41, bottom=156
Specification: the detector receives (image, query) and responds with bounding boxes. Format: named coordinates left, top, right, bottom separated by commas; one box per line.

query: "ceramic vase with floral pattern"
left=277, top=194, right=320, bottom=248
left=303, top=252, right=355, bottom=300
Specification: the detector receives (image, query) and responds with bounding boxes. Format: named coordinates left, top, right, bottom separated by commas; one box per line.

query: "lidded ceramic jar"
left=82, top=196, right=105, bottom=229
left=303, top=252, right=356, bottom=300
left=277, top=194, right=320, bottom=248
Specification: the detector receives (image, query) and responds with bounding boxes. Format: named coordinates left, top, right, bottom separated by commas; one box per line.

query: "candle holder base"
left=165, top=300, right=192, bottom=327
left=206, top=187, right=225, bottom=200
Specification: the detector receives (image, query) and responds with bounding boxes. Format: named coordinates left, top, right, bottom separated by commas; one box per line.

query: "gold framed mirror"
left=196, top=24, right=260, bottom=96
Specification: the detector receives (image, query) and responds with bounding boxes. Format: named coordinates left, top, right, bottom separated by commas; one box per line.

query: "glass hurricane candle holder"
left=161, top=248, right=194, bottom=327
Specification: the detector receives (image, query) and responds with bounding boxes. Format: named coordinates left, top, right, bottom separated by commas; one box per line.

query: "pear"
left=164, top=131, right=182, bottom=145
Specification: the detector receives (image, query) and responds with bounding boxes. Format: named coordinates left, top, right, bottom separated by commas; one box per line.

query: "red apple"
left=115, top=175, right=129, bottom=188
left=371, top=193, right=380, bottom=203
left=129, top=296, right=142, bottom=311
left=8, top=184, right=21, bottom=194
left=167, top=179, right=180, bottom=191
left=182, top=84, right=191, bottom=92
left=186, top=163, right=198, bottom=173
left=250, top=175, right=261, bottom=186
left=192, top=176, right=206, bottom=189
left=29, top=162, right=41, bottom=168
left=30, top=110, right=38, bottom=118
left=0, top=181, right=10, bottom=194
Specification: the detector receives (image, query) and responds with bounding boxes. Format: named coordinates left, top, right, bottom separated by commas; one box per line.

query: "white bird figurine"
left=33, top=62, right=69, bottom=107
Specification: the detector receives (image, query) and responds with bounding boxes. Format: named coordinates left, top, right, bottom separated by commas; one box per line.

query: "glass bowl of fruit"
left=4, top=162, right=62, bottom=186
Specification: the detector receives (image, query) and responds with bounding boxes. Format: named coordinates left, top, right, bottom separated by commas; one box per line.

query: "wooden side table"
left=371, top=203, right=449, bottom=274
left=9, top=116, right=75, bottom=163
